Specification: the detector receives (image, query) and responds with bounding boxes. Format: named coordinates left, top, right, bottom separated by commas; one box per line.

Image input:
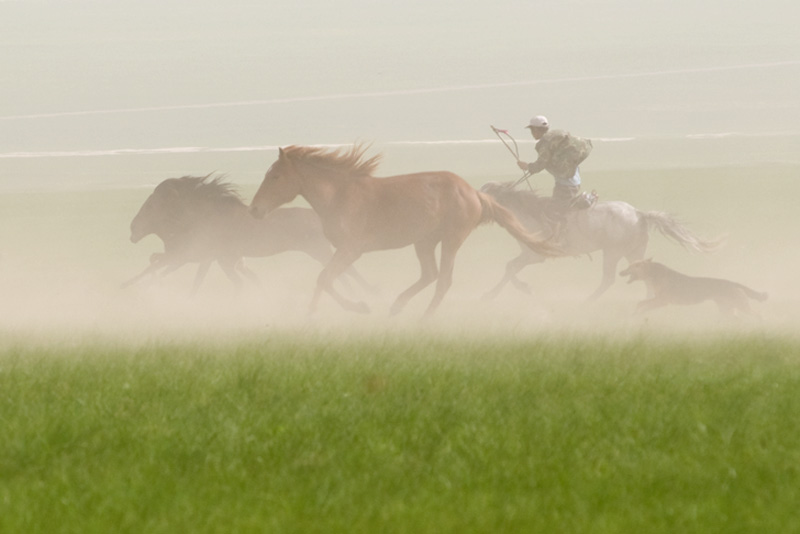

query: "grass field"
left=1, top=332, right=799, bottom=533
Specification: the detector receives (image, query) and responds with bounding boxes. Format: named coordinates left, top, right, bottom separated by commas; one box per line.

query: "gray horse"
left=480, top=181, right=723, bottom=300
left=124, top=174, right=372, bottom=294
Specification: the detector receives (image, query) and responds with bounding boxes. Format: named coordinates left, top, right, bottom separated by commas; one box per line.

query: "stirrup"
left=572, top=190, right=598, bottom=210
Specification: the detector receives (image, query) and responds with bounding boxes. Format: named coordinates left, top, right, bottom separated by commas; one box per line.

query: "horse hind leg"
left=390, top=240, right=438, bottom=316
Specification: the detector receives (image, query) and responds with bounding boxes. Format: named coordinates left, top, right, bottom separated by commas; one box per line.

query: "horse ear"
left=278, top=147, right=285, bottom=159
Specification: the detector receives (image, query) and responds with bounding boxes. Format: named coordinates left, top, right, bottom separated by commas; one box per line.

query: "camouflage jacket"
left=527, top=129, right=592, bottom=182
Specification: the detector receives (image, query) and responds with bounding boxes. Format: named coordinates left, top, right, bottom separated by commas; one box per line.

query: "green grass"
left=2, top=332, right=799, bottom=533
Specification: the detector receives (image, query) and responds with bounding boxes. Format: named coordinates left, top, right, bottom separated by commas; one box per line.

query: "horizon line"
left=2, top=131, right=799, bottom=159
left=2, top=60, right=798, bottom=121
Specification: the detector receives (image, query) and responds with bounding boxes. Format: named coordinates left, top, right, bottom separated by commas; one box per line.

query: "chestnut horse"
left=250, top=144, right=560, bottom=315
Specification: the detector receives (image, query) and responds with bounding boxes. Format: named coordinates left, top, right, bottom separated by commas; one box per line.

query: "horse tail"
left=639, top=210, right=725, bottom=253
left=477, top=192, right=562, bottom=257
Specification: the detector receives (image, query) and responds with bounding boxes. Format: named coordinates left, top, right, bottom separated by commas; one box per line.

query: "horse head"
left=250, top=147, right=302, bottom=219
left=129, top=178, right=186, bottom=243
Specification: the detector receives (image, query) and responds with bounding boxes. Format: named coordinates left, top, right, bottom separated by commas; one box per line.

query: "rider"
left=516, top=115, right=585, bottom=214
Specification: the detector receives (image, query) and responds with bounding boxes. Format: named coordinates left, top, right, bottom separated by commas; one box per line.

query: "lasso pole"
left=491, top=125, right=532, bottom=190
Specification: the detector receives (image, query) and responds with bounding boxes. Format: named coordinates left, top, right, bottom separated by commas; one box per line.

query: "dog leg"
left=635, top=297, right=666, bottom=314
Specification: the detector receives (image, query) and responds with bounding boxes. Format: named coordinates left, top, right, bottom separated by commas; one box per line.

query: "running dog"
left=620, top=259, right=767, bottom=316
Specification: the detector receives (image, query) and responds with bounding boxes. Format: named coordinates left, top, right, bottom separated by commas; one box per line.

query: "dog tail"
left=740, top=286, right=768, bottom=302
left=640, top=210, right=725, bottom=253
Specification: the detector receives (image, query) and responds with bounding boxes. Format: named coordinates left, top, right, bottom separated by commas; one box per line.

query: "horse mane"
left=282, top=144, right=383, bottom=178
left=159, top=174, right=246, bottom=207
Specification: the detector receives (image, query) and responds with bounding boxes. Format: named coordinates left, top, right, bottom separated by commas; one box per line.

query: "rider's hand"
left=517, top=160, right=528, bottom=171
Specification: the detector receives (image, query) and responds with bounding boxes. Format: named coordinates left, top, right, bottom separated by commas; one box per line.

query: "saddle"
left=539, top=190, right=598, bottom=243
left=570, top=189, right=599, bottom=210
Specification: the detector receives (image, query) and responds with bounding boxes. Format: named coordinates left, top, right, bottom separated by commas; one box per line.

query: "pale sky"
left=1, top=0, right=798, bottom=184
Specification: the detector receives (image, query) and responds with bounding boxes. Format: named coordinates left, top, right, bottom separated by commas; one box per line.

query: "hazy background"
left=2, top=0, right=799, bottom=186
left=0, top=0, right=798, bottom=335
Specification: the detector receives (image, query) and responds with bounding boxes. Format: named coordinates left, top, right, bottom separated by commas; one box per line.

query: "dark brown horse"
left=125, top=175, right=372, bottom=293
left=250, top=145, right=560, bottom=315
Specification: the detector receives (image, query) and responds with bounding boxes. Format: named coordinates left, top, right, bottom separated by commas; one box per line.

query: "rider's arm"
left=519, top=137, right=551, bottom=174
left=516, top=157, right=545, bottom=174
left=526, top=159, right=546, bottom=174
left=527, top=138, right=552, bottom=174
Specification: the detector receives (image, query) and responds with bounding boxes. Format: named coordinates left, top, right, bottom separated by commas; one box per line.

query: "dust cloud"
left=0, top=159, right=797, bottom=343
left=1, top=1, right=798, bottom=342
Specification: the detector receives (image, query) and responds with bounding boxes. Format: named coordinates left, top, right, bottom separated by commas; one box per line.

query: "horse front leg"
left=482, top=252, right=540, bottom=301
left=235, top=259, right=262, bottom=287
left=121, top=261, right=163, bottom=289
left=311, top=248, right=367, bottom=314
left=342, top=265, right=379, bottom=295
left=121, top=252, right=171, bottom=289
left=635, top=297, right=666, bottom=314
left=218, top=258, right=245, bottom=293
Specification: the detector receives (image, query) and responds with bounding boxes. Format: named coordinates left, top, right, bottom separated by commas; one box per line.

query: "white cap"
left=525, top=115, right=549, bottom=129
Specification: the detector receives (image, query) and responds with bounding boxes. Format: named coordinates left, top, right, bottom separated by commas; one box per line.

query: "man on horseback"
left=516, top=115, right=594, bottom=216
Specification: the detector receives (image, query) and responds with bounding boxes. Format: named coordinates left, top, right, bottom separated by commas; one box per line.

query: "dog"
left=620, top=259, right=767, bottom=317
